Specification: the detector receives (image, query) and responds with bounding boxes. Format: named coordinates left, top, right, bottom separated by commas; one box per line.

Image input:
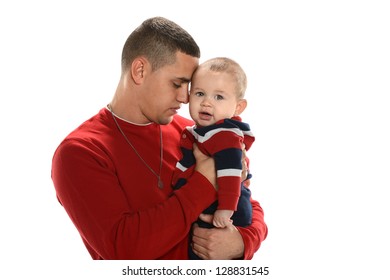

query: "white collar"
left=105, top=105, right=153, bottom=126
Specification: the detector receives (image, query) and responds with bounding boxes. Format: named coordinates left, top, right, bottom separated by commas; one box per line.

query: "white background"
left=1, top=0, right=389, bottom=279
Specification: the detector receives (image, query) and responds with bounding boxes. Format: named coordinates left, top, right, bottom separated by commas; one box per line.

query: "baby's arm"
left=213, top=209, right=234, bottom=228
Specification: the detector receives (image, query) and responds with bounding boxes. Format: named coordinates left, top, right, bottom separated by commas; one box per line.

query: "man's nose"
left=177, top=87, right=189, bottom=104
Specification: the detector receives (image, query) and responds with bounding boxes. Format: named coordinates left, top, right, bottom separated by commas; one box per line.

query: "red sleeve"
left=216, top=176, right=241, bottom=210
left=52, top=139, right=217, bottom=260
left=236, top=197, right=268, bottom=259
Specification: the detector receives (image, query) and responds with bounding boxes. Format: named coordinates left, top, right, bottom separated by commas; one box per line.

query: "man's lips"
left=169, top=106, right=181, bottom=114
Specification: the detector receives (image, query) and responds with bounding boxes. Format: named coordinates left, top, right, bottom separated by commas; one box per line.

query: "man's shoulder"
left=56, top=108, right=108, bottom=149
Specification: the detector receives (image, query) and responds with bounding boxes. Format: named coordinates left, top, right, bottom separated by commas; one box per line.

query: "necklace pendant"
left=158, top=178, right=164, bottom=189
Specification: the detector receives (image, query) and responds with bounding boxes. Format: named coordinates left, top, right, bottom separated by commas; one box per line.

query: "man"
left=51, top=16, right=267, bottom=259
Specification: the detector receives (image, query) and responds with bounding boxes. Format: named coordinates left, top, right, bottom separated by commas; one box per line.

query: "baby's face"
left=189, top=69, right=240, bottom=126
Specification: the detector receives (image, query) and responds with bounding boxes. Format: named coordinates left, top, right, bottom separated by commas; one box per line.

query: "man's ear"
left=234, top=99, right=247, bottom=115
left=131, top=58, right=146, bottom=84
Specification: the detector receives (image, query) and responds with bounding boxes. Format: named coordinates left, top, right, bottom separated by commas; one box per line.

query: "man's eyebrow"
left=177, top=77, right=191, bottom=83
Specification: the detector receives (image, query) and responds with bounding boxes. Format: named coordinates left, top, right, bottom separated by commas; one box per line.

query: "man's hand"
left=241, top=145, right=251, bottom=187
left=191, top=214, right=244, bottom=259
left=193, top=144, right=217, bottom=189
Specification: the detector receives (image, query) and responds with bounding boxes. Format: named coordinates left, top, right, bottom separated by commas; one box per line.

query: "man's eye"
left=173, top=83, right=181, bottom=88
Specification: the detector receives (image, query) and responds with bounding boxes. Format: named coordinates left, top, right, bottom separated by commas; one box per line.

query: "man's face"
left=139, top=52, right=199, bottom=125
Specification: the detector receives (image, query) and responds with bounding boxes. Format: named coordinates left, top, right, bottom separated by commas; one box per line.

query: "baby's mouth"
left=199, top=111, right=213, bottom=120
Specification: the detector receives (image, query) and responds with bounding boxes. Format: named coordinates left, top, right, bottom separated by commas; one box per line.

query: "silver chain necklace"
left=108, top=105, right=164, bottom=189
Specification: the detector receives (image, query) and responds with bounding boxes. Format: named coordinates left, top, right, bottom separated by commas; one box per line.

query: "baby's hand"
left=213, top=209, right=234, bottom=228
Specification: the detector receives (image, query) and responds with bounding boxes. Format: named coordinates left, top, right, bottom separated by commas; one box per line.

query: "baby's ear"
left=234, top=99, right=247, bottom=115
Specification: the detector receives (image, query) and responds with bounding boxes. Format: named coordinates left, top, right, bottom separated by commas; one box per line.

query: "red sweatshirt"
left=51, top=107, right=267, bottom=259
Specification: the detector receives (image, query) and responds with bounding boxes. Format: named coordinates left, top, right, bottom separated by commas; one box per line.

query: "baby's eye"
left=215, top=95, right=224, bottom=100
left=195, top=91, right=204, bottom=97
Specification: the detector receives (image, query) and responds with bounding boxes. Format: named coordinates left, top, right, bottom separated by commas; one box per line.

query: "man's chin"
left=158, top=116, right=174, bottom=125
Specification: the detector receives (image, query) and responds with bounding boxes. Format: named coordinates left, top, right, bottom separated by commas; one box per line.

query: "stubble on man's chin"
left=155, top=116, right=173, bottom=126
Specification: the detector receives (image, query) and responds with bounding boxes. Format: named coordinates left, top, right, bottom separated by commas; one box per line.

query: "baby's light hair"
left=197, top=57, right=247, bottom=99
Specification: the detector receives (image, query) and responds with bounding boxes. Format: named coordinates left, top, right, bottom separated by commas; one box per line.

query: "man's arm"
left=52, top=139, right=218, bottom=259
left=237, top=197, right=268, bottom=259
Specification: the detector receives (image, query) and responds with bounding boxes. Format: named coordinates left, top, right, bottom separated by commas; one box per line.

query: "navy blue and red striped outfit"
left=172, top=116, right=255, bottom=259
